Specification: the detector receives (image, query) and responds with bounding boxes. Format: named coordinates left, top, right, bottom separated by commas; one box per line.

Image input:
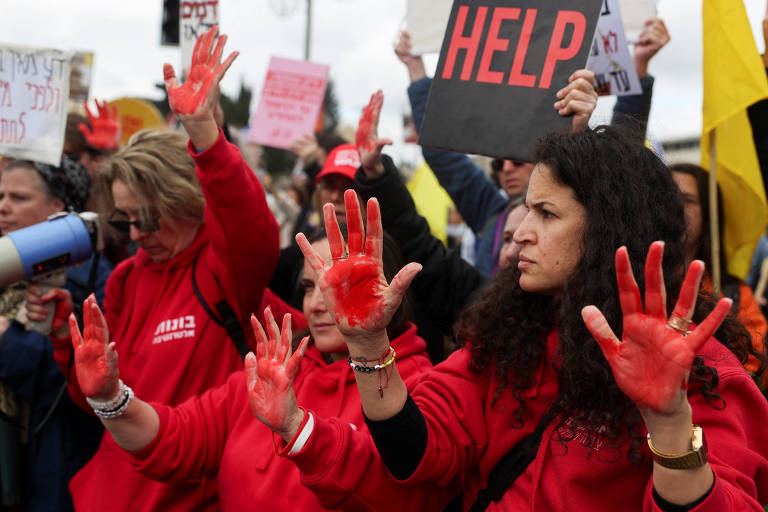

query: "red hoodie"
left=125, top=323, right=433, bottom=511
left=289, top=330, right=768, bottom=512
left=68, top=130, right=280, bottom=511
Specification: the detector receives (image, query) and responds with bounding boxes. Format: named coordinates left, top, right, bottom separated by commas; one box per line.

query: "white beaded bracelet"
left=86, top=380, right=134, bottom=420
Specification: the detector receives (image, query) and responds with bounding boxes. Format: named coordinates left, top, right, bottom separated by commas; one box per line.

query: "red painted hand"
left=245, top=308, right=308, bottom=439
left=163, top=25, right=238, bottom=117
left=78, top=99, right=120, bottom=151
left=582, top=242, right=731, bottom=414
left=355, top=90, right=393, bottom=176
left=70, top=294, right=119, bottom=401
left=296, top=190, right=422, bottom=345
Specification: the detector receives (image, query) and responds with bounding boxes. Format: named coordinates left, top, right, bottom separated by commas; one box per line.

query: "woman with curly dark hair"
left=271, top=122, right=768, bottom=511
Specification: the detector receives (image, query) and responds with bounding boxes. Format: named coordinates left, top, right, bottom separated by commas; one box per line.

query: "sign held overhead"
left=419, top=0, right=603, bottom=161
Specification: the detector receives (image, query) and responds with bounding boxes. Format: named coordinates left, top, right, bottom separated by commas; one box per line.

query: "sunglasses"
left=107, top=210, right=161, bottom=234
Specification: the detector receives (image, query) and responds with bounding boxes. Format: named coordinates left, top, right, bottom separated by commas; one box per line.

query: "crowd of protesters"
left=0, top=11, right=766, bottom=512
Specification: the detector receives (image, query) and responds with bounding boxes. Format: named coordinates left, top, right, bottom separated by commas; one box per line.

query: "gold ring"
left=667, top=313, right=691, bottom=337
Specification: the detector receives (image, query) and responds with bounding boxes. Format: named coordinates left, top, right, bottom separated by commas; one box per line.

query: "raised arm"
left=611, top=18, right=670, bottom=138
left=165, top=26, right=279, bottom=347
left=354, top=91, right=487, bottom=336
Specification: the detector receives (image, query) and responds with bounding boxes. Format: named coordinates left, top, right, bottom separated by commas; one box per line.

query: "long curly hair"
left=454, top=125, right=752, bottom=462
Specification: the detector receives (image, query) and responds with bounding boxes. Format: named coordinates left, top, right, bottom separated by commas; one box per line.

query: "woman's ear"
left=49, top=197, right=66, bottom=214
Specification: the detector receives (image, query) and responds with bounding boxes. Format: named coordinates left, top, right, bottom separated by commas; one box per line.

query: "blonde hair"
left=97, top=129, right=205, bottom=228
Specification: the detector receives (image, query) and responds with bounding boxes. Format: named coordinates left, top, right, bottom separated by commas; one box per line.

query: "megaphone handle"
left=26, top=271, right=68, bottom=334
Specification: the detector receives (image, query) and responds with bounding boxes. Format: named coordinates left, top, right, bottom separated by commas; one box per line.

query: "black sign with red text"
left=419, top=0, right=603, bottom=160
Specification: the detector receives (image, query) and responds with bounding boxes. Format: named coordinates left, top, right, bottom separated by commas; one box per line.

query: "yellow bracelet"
left=347, top=347, right=396, bottom=373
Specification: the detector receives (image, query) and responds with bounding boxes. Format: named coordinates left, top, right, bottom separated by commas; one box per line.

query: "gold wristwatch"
left=647, top=425, right=708, bottom=470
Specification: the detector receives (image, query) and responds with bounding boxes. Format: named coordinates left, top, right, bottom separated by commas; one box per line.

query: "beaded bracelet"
left=348, top=347, right=396, bottom=373
left=86, top=380, right=134, bottom=420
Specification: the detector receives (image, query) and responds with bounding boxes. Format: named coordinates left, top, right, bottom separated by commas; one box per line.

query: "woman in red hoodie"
left=42, top=27, right=284, bottom=511
left=66, top=217, right=438, bottom=511
left=284, top=126, right=768, bottom=511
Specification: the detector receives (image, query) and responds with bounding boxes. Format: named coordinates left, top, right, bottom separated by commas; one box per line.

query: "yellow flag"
left=406, top=162, right=454, bottom=244
left=700, top=0, right=768, bottom=279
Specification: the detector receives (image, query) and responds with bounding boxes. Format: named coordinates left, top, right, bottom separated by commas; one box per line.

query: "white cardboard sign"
left=0, top=44, right=72, bottom=165
left=180, top=0, right=219, bottom=71
left=406, top=0, right=455, bottom=55
left=619, top=0, right=657, bottom=43
left=586, top=0, right=642, bottom=96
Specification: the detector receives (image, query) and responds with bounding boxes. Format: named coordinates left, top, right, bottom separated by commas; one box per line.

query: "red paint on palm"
left=71, top=295, right=119, bottom=401
left=79, top=99, right=120, bottom=151
left=246, top=355, right=295, bottom=428
left=356, top=95, right=375, bottom=151
left=246, top=312, right=308, bottom=435
left=324, top=255, right=384, bottom=327
left=324, top=204, right=346, bottom=260
left=582, top=242, right=731, bottom=413
left=588, top=307, right=700, bottom=411
left=165, top=25, right=234, bottom=115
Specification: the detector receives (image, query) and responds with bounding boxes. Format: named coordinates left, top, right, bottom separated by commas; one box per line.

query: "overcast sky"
left=2, top=0, right=766, bottom=166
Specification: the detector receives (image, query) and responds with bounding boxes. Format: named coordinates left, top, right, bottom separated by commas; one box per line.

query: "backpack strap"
left=469, top=404, right=559, bottom=512
left=191, top=249, right=249, bottom=359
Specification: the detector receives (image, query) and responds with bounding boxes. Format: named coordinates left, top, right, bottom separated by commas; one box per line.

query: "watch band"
left=647, top=425, right=708, bottom=470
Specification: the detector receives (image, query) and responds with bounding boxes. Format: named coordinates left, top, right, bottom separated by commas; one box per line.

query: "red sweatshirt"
left=124, top=323, right=432, bottom=511
left=68, top=130, right=280, bottom=512
left=291, top=330, right=768, bottom=511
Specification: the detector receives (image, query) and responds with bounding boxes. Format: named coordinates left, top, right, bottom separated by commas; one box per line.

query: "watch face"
left=691, top=425, right=704, bottom=450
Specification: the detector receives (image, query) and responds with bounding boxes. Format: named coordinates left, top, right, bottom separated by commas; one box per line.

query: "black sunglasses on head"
left=107, top=210, right=161, bottom=234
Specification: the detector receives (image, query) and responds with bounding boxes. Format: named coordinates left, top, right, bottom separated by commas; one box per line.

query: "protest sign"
left=419, top=0, right=603, bottom=160
left=69, top=51, right=94, bottom=104
left=109, top=98, right=165, bottom=146
left=586, top=0, right=642, bottom=96
left=249, top=56, right=328, bottom=150
left=180, top=0, right=219, bottom=70
left=619, top=0, right=657, bottom=43
left=406, top=0, right=454, bottom=55
left=0, top=44, right=72, bottom=165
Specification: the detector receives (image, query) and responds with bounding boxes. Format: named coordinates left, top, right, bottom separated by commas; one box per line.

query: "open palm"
left=245, top=309, right=308, bottom=436
left=582, top=242, right=731, bottom=413
left=70, top=294, right=119, bottom=401
left=296, top=190, right=421, bottom=341
left=164, top=25, right=238, bottom=117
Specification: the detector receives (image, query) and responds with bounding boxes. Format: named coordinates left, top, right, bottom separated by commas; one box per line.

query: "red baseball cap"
left=314, top=144, right=361, bottom=184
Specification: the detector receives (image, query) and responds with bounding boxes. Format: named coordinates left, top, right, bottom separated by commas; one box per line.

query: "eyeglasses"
left=107, top=210, right=161, bottom=234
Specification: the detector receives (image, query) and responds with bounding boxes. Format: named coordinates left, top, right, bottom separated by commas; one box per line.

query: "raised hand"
left=245, top=308, right=309, bottom=440
left=163, top=25, right=238, bottom=118
left=355, top=90, right=393, bottom=177
left=393, top=30, right=427, bottom=82
left=70, top=294, right=119, bottom=401
left=296, top=190, right=421, bottom=347
left=290, top=133, right=321, bottom=164
left=633, top=18, right=670, bottom=77
left=79, top=99, right=121, bottom=151
left=554, top=69, right=598, bottom=133
left=582, top=242, right=731, bottom=414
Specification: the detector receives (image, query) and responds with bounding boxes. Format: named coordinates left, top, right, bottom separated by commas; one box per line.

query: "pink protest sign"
left=249, top=56, right=329, bottom=150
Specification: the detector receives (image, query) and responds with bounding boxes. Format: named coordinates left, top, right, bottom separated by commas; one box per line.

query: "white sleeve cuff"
left=289, top=411, right=315, bottom=455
